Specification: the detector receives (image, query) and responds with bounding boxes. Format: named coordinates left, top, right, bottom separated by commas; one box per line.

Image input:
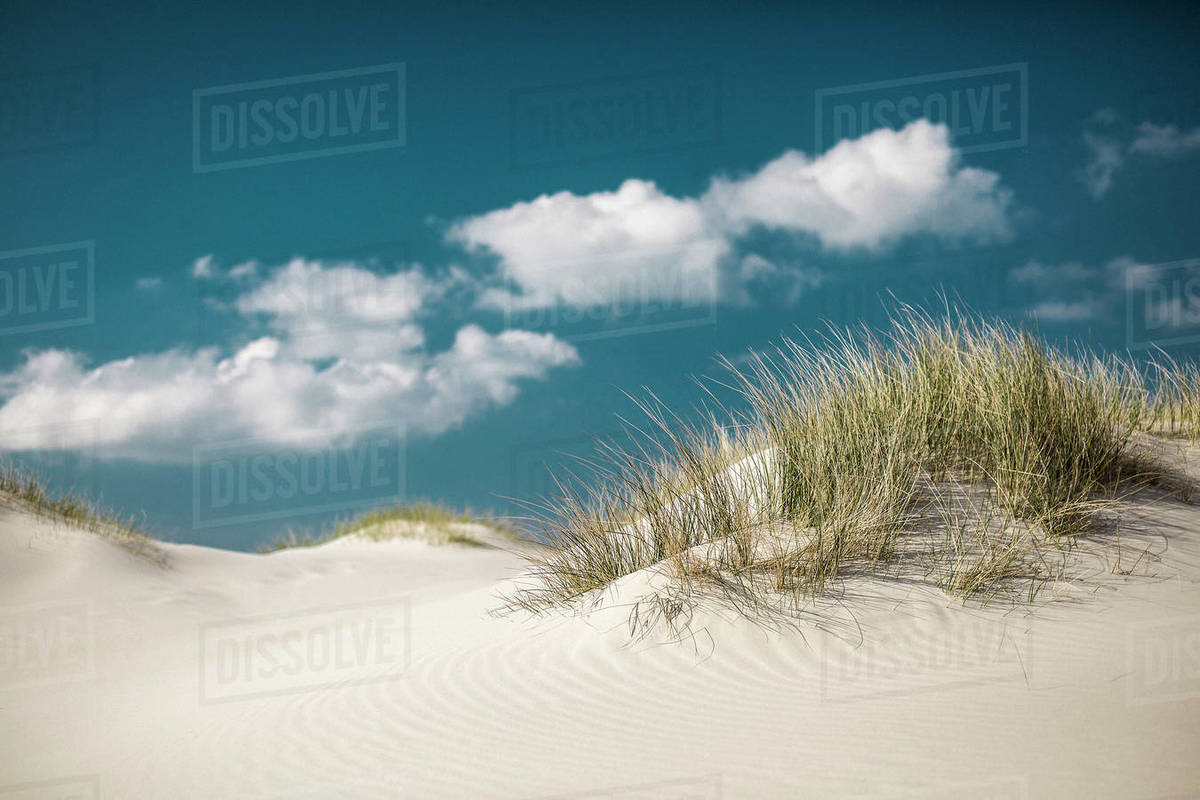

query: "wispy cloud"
left=192, top=254, right=217, bottom=279
left=1078, top=109, right=1200, bottom=199
left=1027, top=299, right=1098, bottom=322
left=1129, top=121, right=1200, bottom=158
left=1077, top=109, right=1126, bottom=200
left=1011, top=255, right=1146, bottom=322
left=733, top=254, right=824, bottom=307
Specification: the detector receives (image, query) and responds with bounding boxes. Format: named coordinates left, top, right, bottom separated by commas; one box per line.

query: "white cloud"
left=232, top=258, right=490, bottom=362
left=0, top=124, right=1023, bottom=460
left=704, top=119, right=1013, bottom=249
left=1027, top=300, right=1097, bottom=321
left=733, top=254, right=824, bottom=307
left=0, top=260, right=579, bottom=462
left=450, top=120, right=1014, bottom=309
left=450, top=178, right=728, bottom=311
left=238, top=258, right=442, bottom=327
left=192, top=254, right=216, bottom=279
left=1011, top=255, right=1150, bottom=323
left=1077, top=109, right=1125, bottom=200
left=1009, top=259, right=1098, bottom=285
left=191, top=255, right=260, bottom=282
left=1129, top=122, right=1200, bottom=158
left=228, top=260, right=259, bottom=280
left=135, top=276, right=164, bottom=291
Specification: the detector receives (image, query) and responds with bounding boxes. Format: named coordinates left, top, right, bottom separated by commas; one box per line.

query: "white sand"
left=2, top=488, right=1200, bottom=799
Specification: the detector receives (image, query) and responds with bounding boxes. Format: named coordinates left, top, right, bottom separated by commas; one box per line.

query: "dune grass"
left=0, top=463, right=161, bottom=561
left=508, top=306, right=1197, bottom=619
left=262, top=501, right=515, bottom=552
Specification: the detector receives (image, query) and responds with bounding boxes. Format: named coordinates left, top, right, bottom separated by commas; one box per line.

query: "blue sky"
left=2, top=0, right=1198, bottom=550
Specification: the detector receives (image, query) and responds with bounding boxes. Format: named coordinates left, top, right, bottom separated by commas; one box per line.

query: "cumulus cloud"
left=704, top=120, right=1013, bottom=249
left=0, top=260, right=579, bottom=462
left=1078, top=110, right=1200, bottom=199
left=135, top=276, right=163, bottom=291
left=450, top=120, right=1013, bottom=309
left=450, top=178, right=728, bottom=311
left=232, top=258, right=446, bottom=361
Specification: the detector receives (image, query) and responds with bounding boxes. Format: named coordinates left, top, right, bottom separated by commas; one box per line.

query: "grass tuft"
left=0, top=463, right=161, bottom=562
left=261, top=501, right=516, bottom=552
left=507, top=306, right=1194, bottom=620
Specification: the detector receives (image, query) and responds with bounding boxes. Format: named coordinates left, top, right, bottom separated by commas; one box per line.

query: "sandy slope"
left=2, top=487, right=1200, bottom=799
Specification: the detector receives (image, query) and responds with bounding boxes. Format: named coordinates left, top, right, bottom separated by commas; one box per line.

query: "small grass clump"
left=0, top=464, right=161, bottom=562
left=262, top=501, right=514, bottom=552
left=508, top=306, right=1193, bottom=620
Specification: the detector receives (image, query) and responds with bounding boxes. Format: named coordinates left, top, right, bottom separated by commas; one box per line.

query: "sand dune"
left=2, top=482, right=1200, bottom=799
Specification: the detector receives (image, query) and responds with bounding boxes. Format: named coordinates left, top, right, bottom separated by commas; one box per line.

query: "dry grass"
left=0, top=464, right=162, bottom=562
left=507, top=306, right=1196, bottom=621
left=262, top=501, right=516, bottom=552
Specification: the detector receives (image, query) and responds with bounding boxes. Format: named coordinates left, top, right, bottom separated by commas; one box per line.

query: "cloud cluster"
left=0, top=260, right=579, bottom=462
left=1078, top=110, right=1200, bottom=199
left=1010, top=255, right=1145, bottom=322
left=2, top=121, right=1016, bottom=463
left=452, top=120, right=1014, bottom=309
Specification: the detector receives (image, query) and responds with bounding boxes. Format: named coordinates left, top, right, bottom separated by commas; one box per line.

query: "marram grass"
left=262, top=501, right=515, bottom=551
left=508, top=307, right=1199, bottom=619
left=0, top=464, right=161, bottom=562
